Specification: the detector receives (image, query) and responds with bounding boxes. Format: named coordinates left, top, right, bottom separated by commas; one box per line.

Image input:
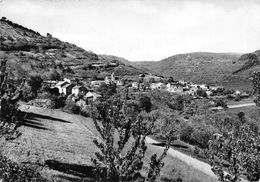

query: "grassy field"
left=0, top=105, right=217, bottom=182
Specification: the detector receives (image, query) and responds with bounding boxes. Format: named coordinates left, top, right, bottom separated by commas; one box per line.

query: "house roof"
left=91, top=80, right=106, bottom=85
left=56, top=81, right=69, bottom=87
left=85, top=92, right=102, bottom=98
left=62, top=83, right=74, bottom=88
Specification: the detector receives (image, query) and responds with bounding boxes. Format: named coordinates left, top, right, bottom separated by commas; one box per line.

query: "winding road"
left=145, top=137, right=217, bottom=178
left=228, top=103, right=255, bottom=109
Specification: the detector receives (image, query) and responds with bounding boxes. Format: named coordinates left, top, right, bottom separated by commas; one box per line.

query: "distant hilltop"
left=134, top=51, right=260, bottom=90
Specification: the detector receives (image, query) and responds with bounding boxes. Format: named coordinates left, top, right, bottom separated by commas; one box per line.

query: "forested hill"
left=134, top=51, right=260, bottom=90
left=0, top=17, right=144, bottom=80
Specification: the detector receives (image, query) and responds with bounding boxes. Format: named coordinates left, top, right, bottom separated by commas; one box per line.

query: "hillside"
left=0, top=17, right=144, bottom=80
left=135, top=52, right=258, bottom=90
left=233, top=50, right=260, bottom=74
left=1, top=105, right=217, bottom=182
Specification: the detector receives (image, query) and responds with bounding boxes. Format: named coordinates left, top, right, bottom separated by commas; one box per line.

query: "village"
left=40, top=70, right=250, bottom=110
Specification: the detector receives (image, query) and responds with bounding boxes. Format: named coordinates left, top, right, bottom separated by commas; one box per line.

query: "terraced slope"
left=0, top=18, right=144, bottom=80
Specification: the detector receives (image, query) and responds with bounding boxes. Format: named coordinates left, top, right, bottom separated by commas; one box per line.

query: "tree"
left=252, top=71, right=260, bottom=107
left=45, top=69, right=61, bottom=81
left=91, top=97, right=169, bottom=182
left=196, top=89, right=207, bottom=97
left=98, top=83, right=117, bottom=101
left=0, top=56, right=24, bottom=139
left=139, top=95, right=152, bottom=112
left=168, top=77, right=174, bottom=83
left=206, top=112, right=260, bottom=182
left=27, top=74, right=43, bottom=98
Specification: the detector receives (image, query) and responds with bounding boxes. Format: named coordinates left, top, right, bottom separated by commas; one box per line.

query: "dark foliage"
left=252, top=71, right=260, bottom=107
left=206, top=112, right=260, bottom=182
left=0, top=56, right=24, bottom=139
left=27, top=74, right=43, bottom=98
left=196, top=89, right=207, bottom=97
left=139, top=95, right=152, bottom=112
left=0, top=154, right=48, bottom=182
left=91, top=97, right=169, bottom=182
left=63, top=100, right=80, bottom=114
left=97, top=83, right=117, bottom=101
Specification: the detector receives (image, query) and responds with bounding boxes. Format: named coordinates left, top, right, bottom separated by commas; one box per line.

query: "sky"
left=0, top=0, right=260, bottom=61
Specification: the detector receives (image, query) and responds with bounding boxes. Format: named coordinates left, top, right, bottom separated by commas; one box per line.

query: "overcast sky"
left=1, top=0, right=260, bottom=61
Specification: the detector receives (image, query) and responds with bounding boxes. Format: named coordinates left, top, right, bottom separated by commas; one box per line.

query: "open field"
left=0, top=105, right=217, bottom=182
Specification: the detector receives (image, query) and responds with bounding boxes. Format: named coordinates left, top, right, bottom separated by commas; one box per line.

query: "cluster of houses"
left=44, top=78, right=102, bottom=104
left=148, top=79, right=249, bottom=99
left=43, top=72, right=248, bottom=107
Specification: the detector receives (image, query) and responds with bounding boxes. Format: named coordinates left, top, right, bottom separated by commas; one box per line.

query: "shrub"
left=190, top=124, right=214, bottom=149
left=63, top=100, right=80, bottom=114
left=80, top=107, right=92, bottom=117
left=196, top=89, right=207, bottom=97
left=180, top=122, right=193, bottom=143
left=234, top=94, right=241, bottom=102
left=0, top=154, right=47, bottom=182
left=45, top=69, right=61, bottom=81
left=27, top=74, right=43, bottom=98
left=139, top=95, right=152, bottom=112
left=97, top=83, right=117, bottom=101
left=47, top=95, right=65, bottom=109
left=214, top=99, right=227, bottom=108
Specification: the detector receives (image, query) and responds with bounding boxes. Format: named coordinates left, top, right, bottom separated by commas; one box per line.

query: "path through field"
left=146, top=137, right=216, bottom=178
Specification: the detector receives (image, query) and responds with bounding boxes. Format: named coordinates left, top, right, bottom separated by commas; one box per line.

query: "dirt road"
left=228, top=103, right=256, bottom=109
left=145, top=137, right=217, bottom=178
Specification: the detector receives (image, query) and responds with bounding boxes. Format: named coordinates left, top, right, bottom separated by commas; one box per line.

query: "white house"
left=150, top=82, right=165, bottom=90
left=55, top=81, right=69, bottom=94
left=72, top=85, right=88, bottom=96
left=64, top=78, right=71, bottom=83
left=90, top=80, right=106, bottom=87
left=132, top=82, right=139, bottom=89
left=85, top=92, right=102, bottom=102
left=61, top=83, right=74, bottom=95
left=206, top=90, right=213, bottom=97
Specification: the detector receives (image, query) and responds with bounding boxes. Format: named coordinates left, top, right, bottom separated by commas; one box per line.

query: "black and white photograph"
left=0, top=0, right=260, bottom=181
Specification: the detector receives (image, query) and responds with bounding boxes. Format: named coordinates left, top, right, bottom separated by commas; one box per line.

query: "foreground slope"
left=0, top=105, right=217, bottom=182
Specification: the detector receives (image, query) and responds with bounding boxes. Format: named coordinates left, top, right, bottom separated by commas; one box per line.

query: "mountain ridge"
left=0, top=17, right=144, bottom=80
left=134, top=51, right=259, bottom=90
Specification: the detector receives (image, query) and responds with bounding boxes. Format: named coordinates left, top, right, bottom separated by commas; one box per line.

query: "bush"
left=97, top=83, right=117, bottom=101
left=27, top=74, right=43, bottom=97
left=191, top=124, right=214, bottom=148
left=80, top=107, right=92, bottom=117
left=196, top=89, right=207, bottom=97
left=47, top=95, right=65, bottom=109
left=63, top=100, right=80, bottom=114
left=0, top=154, right=47, bottom=182
left=45, top=69, right=61, bottom=80
left=180, top=122, right=193, bottom=143
left=214, top=99, right=227, bottom=108
left=139, top=95, right=152, bottom=112
left=234, top=94, right=241, bottom=102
